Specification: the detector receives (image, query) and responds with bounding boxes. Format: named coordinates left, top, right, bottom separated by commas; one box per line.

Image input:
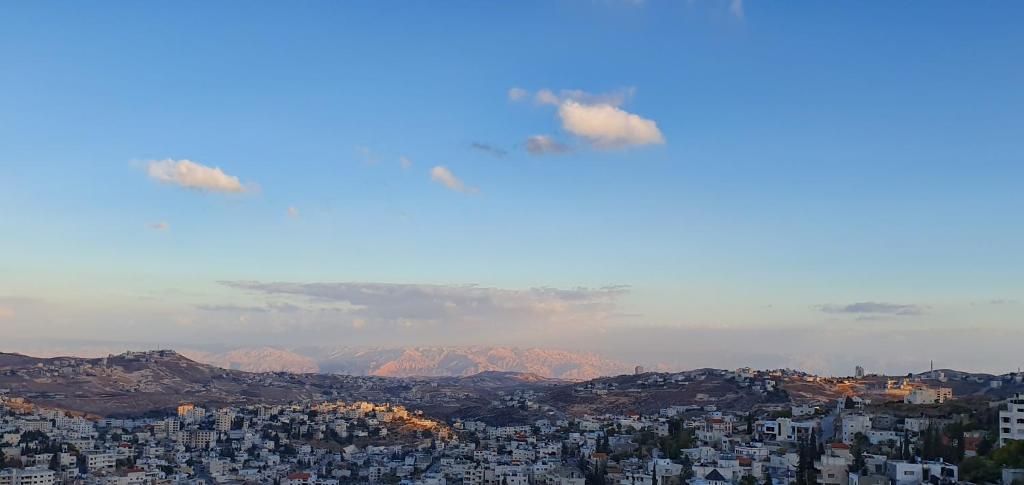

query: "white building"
left=759, top=417, right=816, bottom=443
left=885, top=461, right=923, bottom=485
left=904, top=387, right=952, bottom=405
left=0, top=467, right=56, bottom=485
left=1000, top=393, right=1024, bottom=446
left=85, top=452, right=117, bottom=473
left=842, top=415, right=872, bottom=444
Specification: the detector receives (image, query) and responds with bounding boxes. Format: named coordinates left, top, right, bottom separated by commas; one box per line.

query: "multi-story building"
left=85, top=452, right=117, bottom=473
left=841, top=415, right=872, bottom=444
left=758, top=417, right=816, bottom=443
left=181, top=429, right=216, bottom=449
left=216, top=409, right=234, bottom=433
left=815, top=454, right=852, bottom=485
left=904, top=387, right=952, bottom=405
left=1000, top=393, right=1024, bottom=446
left=0, top=466, right=56, bottom=485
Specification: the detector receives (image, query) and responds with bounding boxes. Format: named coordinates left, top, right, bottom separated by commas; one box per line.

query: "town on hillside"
left=1, top=350, right=1024, bottom=485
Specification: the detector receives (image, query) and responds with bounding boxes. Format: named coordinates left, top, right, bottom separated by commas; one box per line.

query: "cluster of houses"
left=2, top=376, right=1024, bottom=484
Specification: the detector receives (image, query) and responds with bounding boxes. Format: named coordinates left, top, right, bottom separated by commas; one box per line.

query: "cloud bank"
left=218, top=280, right=628, bottom=332
left=818, top=301, right=924, bottom=316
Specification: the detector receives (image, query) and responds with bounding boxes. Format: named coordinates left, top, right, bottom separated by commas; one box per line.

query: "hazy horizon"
left=3, top=2, right=1022, bottom=377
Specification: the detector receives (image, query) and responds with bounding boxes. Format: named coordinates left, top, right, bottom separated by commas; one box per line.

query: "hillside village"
left=1, top=351, right=1024, bottom=485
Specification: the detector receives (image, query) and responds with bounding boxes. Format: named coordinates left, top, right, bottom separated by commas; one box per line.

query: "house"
left=703, top=469, right=729, bottom=485
left=885, top=461, right=923, bottom=485
left=283, top=472, right=315, bottom=485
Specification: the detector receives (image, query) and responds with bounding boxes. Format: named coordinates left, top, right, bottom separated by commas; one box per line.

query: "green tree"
left=850, top=432, right=870, bottom=475
left=993, top=440, right=1024, bottom=467
left=959, top=456, right=1000, bottom=484
left=680, top=454, right=694, bottom=480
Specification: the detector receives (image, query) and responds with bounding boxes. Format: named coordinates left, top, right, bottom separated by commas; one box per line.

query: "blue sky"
left=1, top=1, right=1022, bottom=373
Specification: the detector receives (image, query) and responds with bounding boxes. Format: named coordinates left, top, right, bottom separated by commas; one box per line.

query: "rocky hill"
left=183, top=345, right=628, bottom=380
left=0, top=350, right=337, bottom=417
left=0, top=350, right=570, bottom=419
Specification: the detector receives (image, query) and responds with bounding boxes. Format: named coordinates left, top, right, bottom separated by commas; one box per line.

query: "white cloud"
left=529, top=88, right=635, bottom=107
left=146, top=159, right=248, bottom=193
left=560, top=87, right=635, bottom=107
left=507, top=87, right=527, bottom=102
left=513, top=88, right=663, bottom=149
left=149, top=221, right=170, bottom=231
left=357, top=146, right=378, bottom=165
left=399, top=156, right=412, bottom=169
left=730, top=0, right=744, bottom=20
left=430, top=166, right=478, bottom=194
left=287, top=206, right=300, bottom=218
left=534, top=89, right=560, bottom=106
left=558, top=100, right=665, bottom=148
left=525, top=135, right=571, bottom=155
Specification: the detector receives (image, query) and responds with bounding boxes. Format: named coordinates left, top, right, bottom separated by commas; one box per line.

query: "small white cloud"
left=508, top=87, right=527, bottom=102
left=430, top=166, right=478, bottom=194
left=531, top=88, right=635, bottom=107
left=558, top=100, right=664, bottom=148
left=149, top=221, right=170, bottom=231
left=560, top=87, right=635, bottom=107
left=146, top=159, right=248, bottom=193
left=399, top=156, right=412, bottom=169
left=730, top=0, right=744, bottom=20
left=534, top=89, right=560, bottom=106
left=287, top=206, right=300, bottom=218
left=525, top=135, right=571, bottom=155
left=357, top=146, right=377, bottom=165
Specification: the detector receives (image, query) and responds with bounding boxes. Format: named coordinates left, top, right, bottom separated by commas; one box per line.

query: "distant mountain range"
left=181, top=346, right=629, bottom=380
left=2, top=348, right=1016, bottom=419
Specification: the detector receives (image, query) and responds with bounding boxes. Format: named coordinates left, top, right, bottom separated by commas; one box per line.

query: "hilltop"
left=2, top=349, right=1021, bottom=424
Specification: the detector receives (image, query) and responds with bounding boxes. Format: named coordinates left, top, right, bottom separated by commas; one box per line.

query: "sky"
left=1, top=1, right=1023, bottom=375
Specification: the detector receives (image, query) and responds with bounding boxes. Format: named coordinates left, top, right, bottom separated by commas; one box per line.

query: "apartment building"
left=1000, top=393, right=1024, bottom=446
